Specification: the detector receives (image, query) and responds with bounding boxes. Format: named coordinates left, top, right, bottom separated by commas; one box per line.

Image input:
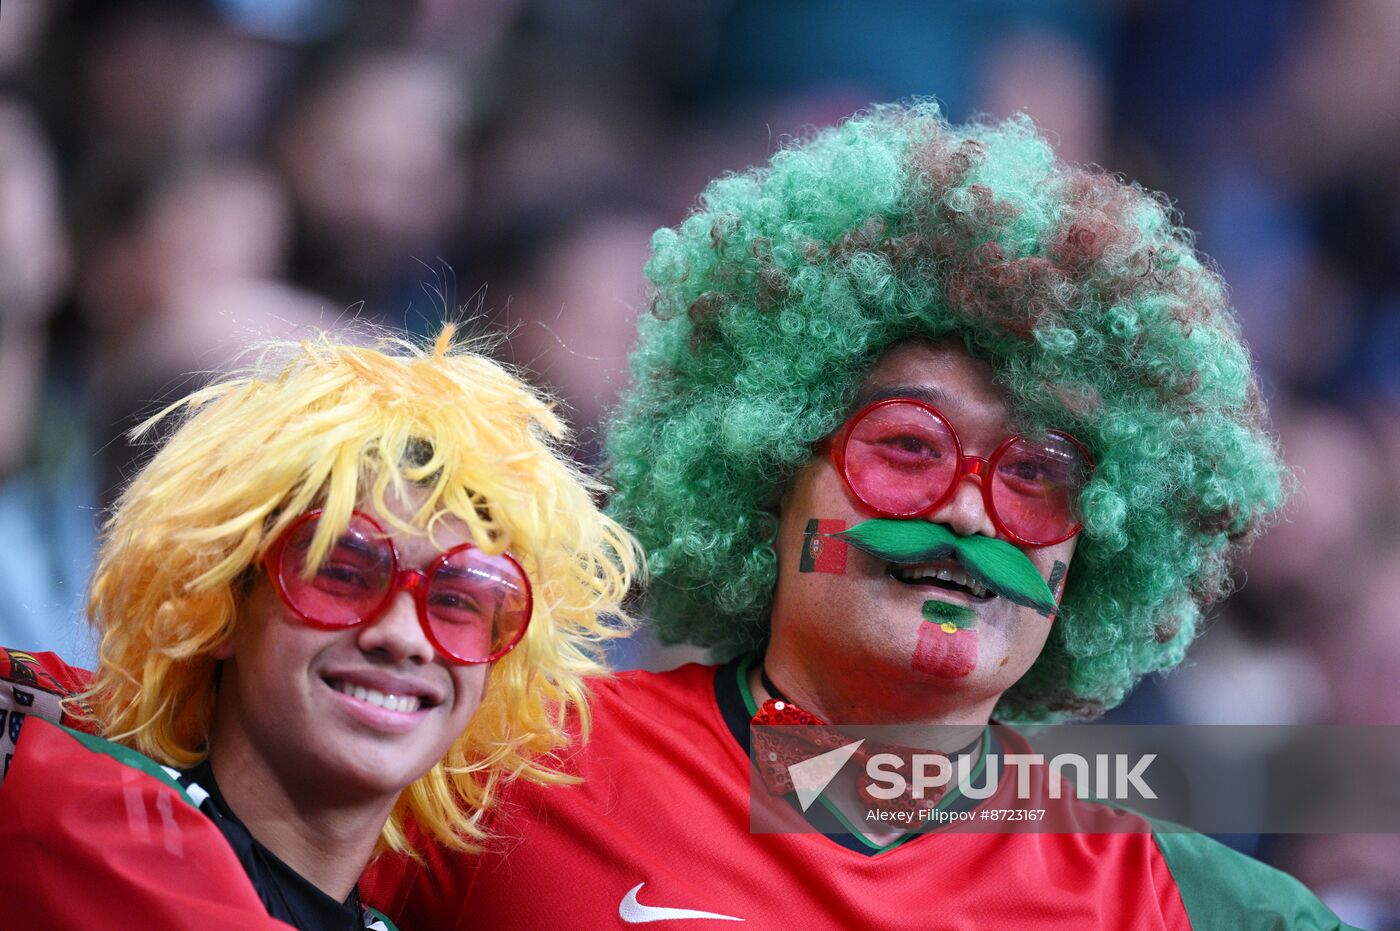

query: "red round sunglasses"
left=828, top=397, right=1094, bottom=547
left=266, top=509, right=532, bottom=665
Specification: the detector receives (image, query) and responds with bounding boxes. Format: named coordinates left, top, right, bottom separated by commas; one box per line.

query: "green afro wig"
left=605, top=102, right=1287, bottom=721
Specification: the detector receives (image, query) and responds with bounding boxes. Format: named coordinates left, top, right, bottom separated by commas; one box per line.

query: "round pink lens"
left=278, top=514, right=395, bottom=627
left=425, top=548, right=531, bottom=662
left=844, top=401, right=959, bottom=516
left=989, top=434, right=1090, bottom=544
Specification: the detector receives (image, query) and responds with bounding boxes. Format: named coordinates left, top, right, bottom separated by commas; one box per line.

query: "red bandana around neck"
left=750, top=694, right=955, bottom=819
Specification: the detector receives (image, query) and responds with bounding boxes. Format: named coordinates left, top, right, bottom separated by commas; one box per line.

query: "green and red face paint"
left=914, top=601, right=980, bottom=678
left=1048, top=560, right=1068, bottom=602
left=799, top=519, right=849, bottom=574
left=798, top=518, right=1063, bottom=680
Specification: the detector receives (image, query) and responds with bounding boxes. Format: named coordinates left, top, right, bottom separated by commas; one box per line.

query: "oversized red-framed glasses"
left=266, top=509, right=532, bottom=665
left=829, top=397, right=1094, bottom=547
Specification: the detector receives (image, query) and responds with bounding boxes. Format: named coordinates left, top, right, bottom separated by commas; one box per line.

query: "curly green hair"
left=605, top=102, right=1287, bottom=721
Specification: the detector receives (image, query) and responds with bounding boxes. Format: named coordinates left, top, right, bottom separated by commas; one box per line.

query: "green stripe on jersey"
left=57, top=724, right=199, bottom=807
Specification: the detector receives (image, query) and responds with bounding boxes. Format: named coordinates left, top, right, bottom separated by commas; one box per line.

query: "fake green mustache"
left=834, top=519, right=1058, bottom=617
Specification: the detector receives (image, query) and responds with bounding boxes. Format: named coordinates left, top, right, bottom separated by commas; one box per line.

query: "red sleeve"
left=362, top=820, right=478, bottom=928
left=0, top=718, right=294, bottom=930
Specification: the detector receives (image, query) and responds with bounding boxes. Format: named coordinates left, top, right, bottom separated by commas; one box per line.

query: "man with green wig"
left=367, top=102, right=1353, bottom=928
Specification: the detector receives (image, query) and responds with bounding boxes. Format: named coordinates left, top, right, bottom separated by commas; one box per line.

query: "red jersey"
left=364, top=660, right=1351, bottom=930
left=0, top=649, right=398, bottom=931
left=0, top=717, right=294, bottom=930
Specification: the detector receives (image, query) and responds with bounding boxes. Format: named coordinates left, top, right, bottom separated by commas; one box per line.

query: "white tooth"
left=331, top=681, right=421, bottom=712
left=935, top=569, right=953, bottom=581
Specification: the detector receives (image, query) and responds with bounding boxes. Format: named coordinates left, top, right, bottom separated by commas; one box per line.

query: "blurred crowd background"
left=2, top=0, right=1398, bottom=920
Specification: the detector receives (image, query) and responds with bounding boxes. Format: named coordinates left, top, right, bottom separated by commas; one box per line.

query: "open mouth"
left=888, top=563, right=994, bottom=600
left=324, top=677, right=439, bottom=714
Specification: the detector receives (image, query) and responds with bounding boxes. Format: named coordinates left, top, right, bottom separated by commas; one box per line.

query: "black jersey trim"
left=176, top=759, right=380, bottom=930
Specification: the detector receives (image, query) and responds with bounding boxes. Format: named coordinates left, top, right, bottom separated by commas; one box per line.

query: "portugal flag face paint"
left=799, top=519, right=848, bottom=574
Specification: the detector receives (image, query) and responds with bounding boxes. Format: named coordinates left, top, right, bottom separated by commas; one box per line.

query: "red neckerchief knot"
left=751, top=695, right=950, bottom=818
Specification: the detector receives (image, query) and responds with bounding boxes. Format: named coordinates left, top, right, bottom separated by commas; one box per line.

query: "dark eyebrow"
left=434, top=565, right=482, bottom=584
left=850, top=383, right=954, bottom=413
left=329, top=533, right=381, bottom=561
left=291, top=530, right=374, bottom=558
left=847, top=382, right=1045, bottom=437
left=435, top=564, right=520, bottom=591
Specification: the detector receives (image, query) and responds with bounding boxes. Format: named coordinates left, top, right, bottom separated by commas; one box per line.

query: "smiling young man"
left=366, top=105, right=1353, bottom=928
left=0, top=328, right=637, bottom=930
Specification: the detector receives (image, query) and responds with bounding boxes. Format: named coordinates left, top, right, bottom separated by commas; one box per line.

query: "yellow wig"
left=84, top=325, right=640, bottom=853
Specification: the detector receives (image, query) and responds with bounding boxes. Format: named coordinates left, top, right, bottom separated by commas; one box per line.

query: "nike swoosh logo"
left=618, top=883, right=744, bottom=923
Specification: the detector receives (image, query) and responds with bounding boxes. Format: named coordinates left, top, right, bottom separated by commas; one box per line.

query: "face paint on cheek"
left=1046, top=560, right=1068, bottom=622
left=912, top=621, right=977, bottom=679
left=799, top=518, right=848, bottom=574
